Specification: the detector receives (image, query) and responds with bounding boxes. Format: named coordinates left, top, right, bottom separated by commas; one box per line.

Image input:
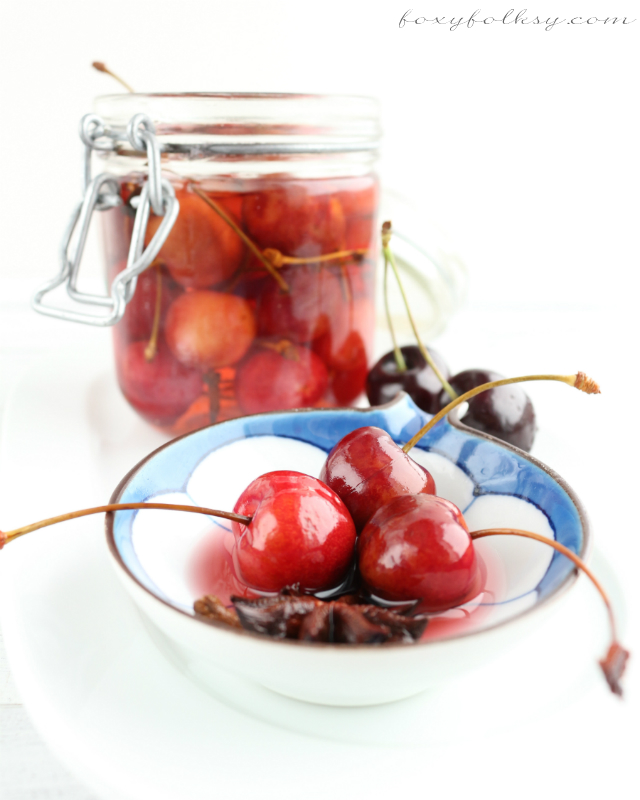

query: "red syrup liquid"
left=188, top=525, right=509, bottom=644
left=189, top=524, right=257, bottom=606
left=418, top=545, right=508, bottom=642
left=103, top=175, right=378, bottom=436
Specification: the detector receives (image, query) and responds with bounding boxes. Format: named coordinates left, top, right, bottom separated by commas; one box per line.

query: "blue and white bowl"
left=106, top=394, right=589, bottom=706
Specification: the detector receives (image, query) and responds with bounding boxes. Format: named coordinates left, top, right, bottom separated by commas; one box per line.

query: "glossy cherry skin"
left=319, top=426, right=436, bottom=532
left=366, top=345, right=450, bottom=414
left=115, top=340, right=203, bottom=426
left=358, top=494, right=480, bottom=611
left=165, top=290, right=256, bottom=371
left=235, top=343, right=328, bottom=414
left=232, top=471, right=357, bottom=593
left=145, top=190, right=244, bottom=289
left=440, top=369, right=536, bottom=451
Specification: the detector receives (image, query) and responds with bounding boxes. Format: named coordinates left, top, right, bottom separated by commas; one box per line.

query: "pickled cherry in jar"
left=97, top=94, right=380, bottom=435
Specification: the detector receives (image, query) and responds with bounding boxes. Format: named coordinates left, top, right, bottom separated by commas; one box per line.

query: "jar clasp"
left=32, top=113, right=179, bottom=326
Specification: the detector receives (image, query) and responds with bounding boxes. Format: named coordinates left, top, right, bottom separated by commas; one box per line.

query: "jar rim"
left=96, top=91, right=378, bottom=101
left=93, top=92, right=382, bottom=155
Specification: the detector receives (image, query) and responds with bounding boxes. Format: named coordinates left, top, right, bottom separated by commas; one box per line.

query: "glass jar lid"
left=93, top=93, right=381, bottom=156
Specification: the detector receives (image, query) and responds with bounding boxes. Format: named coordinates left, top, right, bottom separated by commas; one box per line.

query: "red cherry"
left=358, top=494, right=480, bottom=611
left=145, top=189, right=244, bottom=289
left=345, top=216, right=375, bottom=250
left=232, top=471, right=357, bottom=593
left=243, top=184, right=346, bottom=257
left=319, top=426, right=436, bottom=532
left=335, top=179, right=378, bottom=218
left=255, top=265, right=344, bottom=344
left=110, top=262, right=183, bottom=342
left=235, top=342, right=328, bottom=414
left=342, top=258, right=376, bottom=299
left=115, top=340, right=203, bottom=426
left=165, top=290, right=256, bottom=371
left=327, top=331, right=369, bottom=405
left=313, top=294, right=374, bottom=405
left=336, top=180, right=379, bottom=251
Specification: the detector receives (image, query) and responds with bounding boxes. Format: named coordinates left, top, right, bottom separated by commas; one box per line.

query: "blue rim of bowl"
left=105, top=393, right=590, bottom=650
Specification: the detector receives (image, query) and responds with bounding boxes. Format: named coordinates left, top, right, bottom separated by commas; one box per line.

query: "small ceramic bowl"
left=106, top=394, right=589, bottom=706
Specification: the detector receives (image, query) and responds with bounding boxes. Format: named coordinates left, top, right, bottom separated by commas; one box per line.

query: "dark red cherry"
left=319, top=426, right=436, bottom=532
left=366, top=345, right=450, bottom=414
left=232, top=471, right=357, bottom=593
left=441, top=369, right=537, bottom=451
left=358, top=494, right=480, bottom=612
left=115, top=340, right=203, bottom=426
left=234, top=342, right=328, bottom=414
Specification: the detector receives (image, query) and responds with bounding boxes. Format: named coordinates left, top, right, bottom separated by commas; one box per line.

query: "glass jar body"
left=96, top=94, right=380, bottom=435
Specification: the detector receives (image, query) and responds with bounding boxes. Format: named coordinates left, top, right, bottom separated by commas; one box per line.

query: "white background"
left=1, top=0, right=638, bottom=308
left=0, top=1, right=639, bottom=798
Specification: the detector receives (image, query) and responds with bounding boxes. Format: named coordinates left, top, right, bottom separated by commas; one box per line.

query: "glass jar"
left=94, top=93, right=380, bottom=435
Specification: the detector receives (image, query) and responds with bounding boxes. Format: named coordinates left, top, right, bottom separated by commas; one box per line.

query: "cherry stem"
left=470, top=528, right=628, bottom=695
left=0, top=503, right=252, bottom=549
left=259, top=339, right=300, bottom=360
left=471, top=528, right=617, bottom=638
left=262, top=247, right=368, bottom=268
left=190, top=186, right=289, bottom=293
left=381, top=222, right=456, bottom=400
left=144, top=264, right=162, bottom=362
left=91, top=62, right=135, bottom=93
left=382, top=240, right=406, bottom=373
left=402, top=372, right=600, bottom=454
left=338, top=262, right=353, bottom=304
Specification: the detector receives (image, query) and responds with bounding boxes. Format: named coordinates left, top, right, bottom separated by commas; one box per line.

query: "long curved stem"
left=144, top=265, right=162, bottom=361
left=471, top=529, right=616, bottom=638
left=471, top=528, right=628, bottom=696
left=383, top=247, right=406, bottom=372
left=402, top=372, right=600, bottom=454
left=381, top=222, right=456, bottom=399
left=0, top=503, right=252, bottom=549
left=190, top=186, right=289, bottom=292
left=263, top=247, right=368, bottom=267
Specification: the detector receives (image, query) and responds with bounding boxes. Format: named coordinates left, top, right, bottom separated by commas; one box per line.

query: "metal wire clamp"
left=32, top=114, right=179, bottom=326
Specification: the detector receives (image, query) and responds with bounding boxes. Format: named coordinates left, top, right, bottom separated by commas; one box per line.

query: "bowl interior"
left=108, top=394, right=587, bottom=641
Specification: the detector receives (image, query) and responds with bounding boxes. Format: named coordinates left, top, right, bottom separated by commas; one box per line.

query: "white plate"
left=0, top=347, right=633, bottom=800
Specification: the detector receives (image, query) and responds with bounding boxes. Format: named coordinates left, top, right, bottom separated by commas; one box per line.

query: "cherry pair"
left=367, top=347, right=536, bottom=452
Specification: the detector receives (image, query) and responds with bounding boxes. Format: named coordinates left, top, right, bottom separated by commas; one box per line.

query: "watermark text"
left=399, top=9, right=636, bottom=32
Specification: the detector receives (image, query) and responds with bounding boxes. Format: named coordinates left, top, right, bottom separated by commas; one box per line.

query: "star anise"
left=193, top=595, right=242, bottom=628
left=194, top=591, right=428, bottom=644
